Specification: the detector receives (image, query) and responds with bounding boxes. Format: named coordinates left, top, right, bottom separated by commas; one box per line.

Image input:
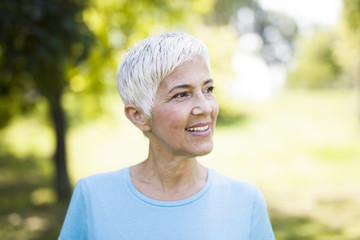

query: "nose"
left=192, top=92, right=213, bottom=116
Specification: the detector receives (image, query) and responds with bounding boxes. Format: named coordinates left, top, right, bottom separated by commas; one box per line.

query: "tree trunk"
left=49, top=94, right=71, bottom=200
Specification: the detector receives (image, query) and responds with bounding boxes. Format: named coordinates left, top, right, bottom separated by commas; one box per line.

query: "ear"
left=124, top=104, right=151, bottom=132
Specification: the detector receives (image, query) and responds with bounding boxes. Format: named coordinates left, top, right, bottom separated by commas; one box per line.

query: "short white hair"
left=117, top=32, right=210, bottom=119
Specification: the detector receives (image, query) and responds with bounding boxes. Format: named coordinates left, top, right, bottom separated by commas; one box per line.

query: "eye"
left=206, top=86, right=215, bottom=93
left=173, top=92, right=189, bottom=99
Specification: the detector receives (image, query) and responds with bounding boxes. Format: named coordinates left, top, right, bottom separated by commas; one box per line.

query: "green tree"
left=341, top=0, right=360, bottom=120
left=0, top=0, right=94, bottom=199
left=343, top=0, right=360, bottom=33
left=287, top=30, right=342, bottom=88
left=287, top=0, right=360, bottom=90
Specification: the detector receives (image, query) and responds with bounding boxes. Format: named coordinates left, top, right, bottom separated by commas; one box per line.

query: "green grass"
left=1, top=90, right=359, bottom=239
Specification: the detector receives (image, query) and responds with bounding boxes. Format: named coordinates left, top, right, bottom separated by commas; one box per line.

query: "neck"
left=130, top=145, right=208, bottom=200
left=142, top=156, right=201, bottom=190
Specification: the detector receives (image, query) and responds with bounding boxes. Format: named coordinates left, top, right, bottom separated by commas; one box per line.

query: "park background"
left=1, top=0, right=360, bottom=239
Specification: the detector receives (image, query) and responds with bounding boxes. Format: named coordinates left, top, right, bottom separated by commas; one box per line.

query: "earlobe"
left=124, top=104, right=151, bottom=132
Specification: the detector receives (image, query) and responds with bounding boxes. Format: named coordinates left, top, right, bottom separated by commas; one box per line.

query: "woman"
left=59, top=32, right=275, bottom=239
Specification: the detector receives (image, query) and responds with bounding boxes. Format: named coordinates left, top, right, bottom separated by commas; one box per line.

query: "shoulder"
left=210, top=170, right=263, bottom=200
left=75, top=167, right=128, bottom=192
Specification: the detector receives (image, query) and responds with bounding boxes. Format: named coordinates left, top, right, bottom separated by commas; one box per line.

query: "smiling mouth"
left=185, top=125, right=210, bottom=132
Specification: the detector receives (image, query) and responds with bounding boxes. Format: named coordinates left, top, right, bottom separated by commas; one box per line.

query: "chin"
left=191, top=143, right=213, bottom=157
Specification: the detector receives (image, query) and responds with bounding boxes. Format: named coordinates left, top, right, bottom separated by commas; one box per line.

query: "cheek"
left=211, top=100, right=219, bottom=119
left=166, top=109, right=188, bottom=128
left=156, top=106, right=188, bottom=130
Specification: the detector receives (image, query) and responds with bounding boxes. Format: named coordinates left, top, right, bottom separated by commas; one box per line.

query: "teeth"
left=186, top=125, right=209, bottom=132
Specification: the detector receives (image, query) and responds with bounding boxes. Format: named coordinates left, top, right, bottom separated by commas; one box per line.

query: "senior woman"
left=58, top=32, right=275, bottom=240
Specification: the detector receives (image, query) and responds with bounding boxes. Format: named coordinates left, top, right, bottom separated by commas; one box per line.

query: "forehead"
left=159, top=56, right=211, bottom=90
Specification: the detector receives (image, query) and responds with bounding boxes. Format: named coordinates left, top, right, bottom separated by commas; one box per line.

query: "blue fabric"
left=59, top=167, right=275, bottom=240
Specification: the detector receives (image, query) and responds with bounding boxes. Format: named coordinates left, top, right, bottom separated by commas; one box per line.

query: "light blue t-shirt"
left=59, top=167, right=275, bottom=240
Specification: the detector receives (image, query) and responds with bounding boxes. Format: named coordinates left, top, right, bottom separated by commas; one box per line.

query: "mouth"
left=185, top=125, right=210, bottom=132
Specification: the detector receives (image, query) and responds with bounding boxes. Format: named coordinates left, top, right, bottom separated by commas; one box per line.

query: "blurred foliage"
left=0, top=154, right=65, bottom=240
left=287, top=29, right=342, bottom=88
left=207, top=0, right=297, bottom=65
left=340, top=0, right=360, bottom=87
left=288, top=0, right=360, bottom=89
left=0, top=0, right=95, bottom=198
left=0, top=0, right=94, bottom=127
left=343, top=0, right=360, bottom=32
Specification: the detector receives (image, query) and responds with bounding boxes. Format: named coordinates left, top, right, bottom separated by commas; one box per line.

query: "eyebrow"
left=168, top=79, right=213, bottom=94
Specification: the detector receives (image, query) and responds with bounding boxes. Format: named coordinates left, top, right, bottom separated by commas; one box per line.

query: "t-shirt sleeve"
left=58, top=179, right=88, bottom=240
left=249, top=188, right=276, bottom=240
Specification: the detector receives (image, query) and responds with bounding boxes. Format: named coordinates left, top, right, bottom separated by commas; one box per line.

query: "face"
left=146, top=56, right=219, bottom=158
